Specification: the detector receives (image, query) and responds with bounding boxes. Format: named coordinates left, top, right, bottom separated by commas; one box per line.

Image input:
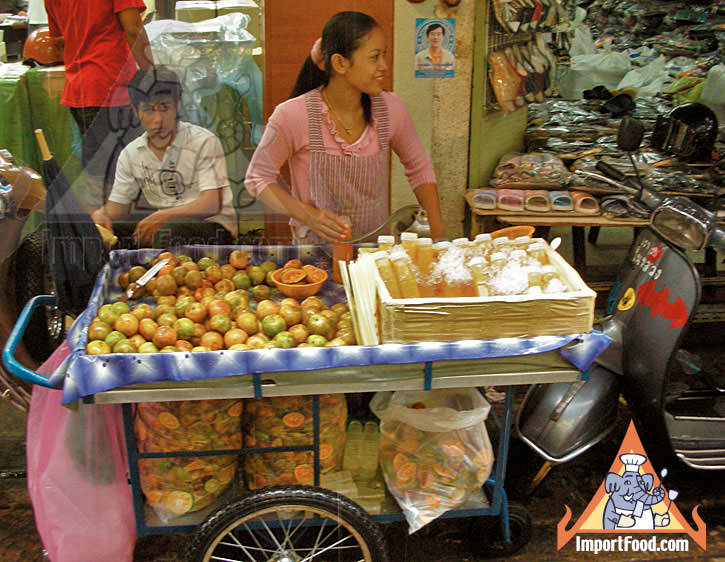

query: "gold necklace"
left=322, top=89, right=353, bottom=135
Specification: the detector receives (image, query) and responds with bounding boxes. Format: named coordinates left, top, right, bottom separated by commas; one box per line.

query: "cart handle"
left=2, top=295, right=62, bottom=388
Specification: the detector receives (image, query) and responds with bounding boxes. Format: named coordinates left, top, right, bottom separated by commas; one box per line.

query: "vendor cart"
left=3, top=244, right=609, bottom=561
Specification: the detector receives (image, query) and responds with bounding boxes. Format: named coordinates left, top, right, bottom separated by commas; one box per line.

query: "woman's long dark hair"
left=290, top=11, right=379, bottom=123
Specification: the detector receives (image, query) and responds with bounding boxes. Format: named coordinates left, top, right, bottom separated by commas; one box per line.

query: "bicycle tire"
left=184, top=485, right=389, bottom=562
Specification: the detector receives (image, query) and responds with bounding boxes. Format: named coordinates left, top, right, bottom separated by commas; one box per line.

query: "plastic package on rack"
left=244, top=394, right=347, bottom=489
left=490, top=152, right=570, bottom=188
left=145, top=14, right=264, bottom=206
left=371, top=389, right=494, bottom=533
left=134, top=399, right=242, bottom=522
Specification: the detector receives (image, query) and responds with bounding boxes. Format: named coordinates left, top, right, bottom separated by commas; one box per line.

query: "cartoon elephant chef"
left=603, top=453, right=669, bottom=530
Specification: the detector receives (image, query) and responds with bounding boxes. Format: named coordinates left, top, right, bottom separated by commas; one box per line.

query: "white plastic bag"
left=568, top=8, right=595, bottom=57
left=371, top=389, right=494, bottom=533
left=571, top=40, right=632, bottom=90
left=700, top=65, right=725, bottom=129
left=617, top=55, right=668, bottom=98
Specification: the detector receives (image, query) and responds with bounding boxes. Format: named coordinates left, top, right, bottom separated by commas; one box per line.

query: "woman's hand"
left=304, top=206, right=351, bottom=243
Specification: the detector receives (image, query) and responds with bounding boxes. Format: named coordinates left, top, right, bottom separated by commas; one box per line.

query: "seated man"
left=91, top=66, right=238, bottom=248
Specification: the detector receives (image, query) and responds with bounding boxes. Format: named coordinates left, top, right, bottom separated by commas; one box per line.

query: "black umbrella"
left=35, top=129, right=110, bottom=317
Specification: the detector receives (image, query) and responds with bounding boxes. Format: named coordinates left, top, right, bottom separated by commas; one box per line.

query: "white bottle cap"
left=468, top=256, right=486, bottom=266
left=400, top=232, right=418, bottom=242
left=527, top=285, right=543, bottom=295
left=452, top=237, right=469, bottom=247
left=371, top=251, right=391, bottom=261
left=490, top=251, right=506, bottom=262
left=433, top=241, right=451, bottom=251
left=529, top=241, right=547, bottom=251
left=511, top=249, right=527, bottom=261
left=542, top=265, right=557, bottom=274
left=416, top=237, right=433, bottom=246
left=377, top=235, right=395, bottom=245
left=514, top=236, right=532, bottom=244
left=492, top=237, right=508, bottom=247
left=474, top=233, right=492, bottom=242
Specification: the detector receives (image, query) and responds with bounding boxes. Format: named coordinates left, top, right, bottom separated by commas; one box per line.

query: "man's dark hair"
left=426, top=23, right=445, bottom=36
left=128, top=66, right=182, bottom=108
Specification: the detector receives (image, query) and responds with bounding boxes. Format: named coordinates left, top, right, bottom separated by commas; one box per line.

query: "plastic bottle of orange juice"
left=377, top=235, right=395, bottom=251
left=415, top=237, right=434, bottom=297
left=474, top=233, right=493, bottom=257
left=400, top=232, right=418, bottom=263
left=372, top=251, right=402, bottom=299
left=468, top=257, right=491, bottom=297
left=390, top=248, right=420, bottom=298
left=528, top=241, right=549, bottom=265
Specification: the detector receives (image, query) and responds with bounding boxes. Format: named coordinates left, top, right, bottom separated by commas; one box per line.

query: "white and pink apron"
left=293, top=88, right=391, bottom=244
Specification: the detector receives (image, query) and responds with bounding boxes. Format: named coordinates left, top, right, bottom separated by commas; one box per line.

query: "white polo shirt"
left=109, top=121, right=238, bottom=236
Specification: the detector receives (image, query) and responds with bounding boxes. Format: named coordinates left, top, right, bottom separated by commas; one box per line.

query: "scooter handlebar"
left=595, top=161, right=627, bottom=183
left=2, top=295, right=62, bottom=389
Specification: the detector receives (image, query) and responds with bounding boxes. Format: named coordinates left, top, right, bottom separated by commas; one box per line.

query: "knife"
left=124, top=258, right=169, bottom=301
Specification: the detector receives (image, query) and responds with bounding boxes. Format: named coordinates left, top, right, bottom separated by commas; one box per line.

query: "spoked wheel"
left=185, top=486, right=389, bottom=562
left=14, top=230, right=65, bottom=363
left=467, top=500, right=532, bottom=558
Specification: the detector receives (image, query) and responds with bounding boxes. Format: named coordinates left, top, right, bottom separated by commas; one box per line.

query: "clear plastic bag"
left=371, top=389, right=494, bottom=533
left=244, top=394, right=347, bottom=489
left=134, top=399, right=242, bottom=521
left=27, top=343, right=136, bottom=562
left=490, top=152, right=570, bottom=189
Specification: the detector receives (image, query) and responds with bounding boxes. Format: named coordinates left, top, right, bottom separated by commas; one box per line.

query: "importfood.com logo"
left=557, top=421, right=706, bottom=554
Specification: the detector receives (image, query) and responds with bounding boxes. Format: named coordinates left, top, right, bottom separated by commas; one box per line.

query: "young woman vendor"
left=244, top=11, right=445, bottom=243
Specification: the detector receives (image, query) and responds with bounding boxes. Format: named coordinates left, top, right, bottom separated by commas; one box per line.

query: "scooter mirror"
left=617, top=117, right=645, bottom=152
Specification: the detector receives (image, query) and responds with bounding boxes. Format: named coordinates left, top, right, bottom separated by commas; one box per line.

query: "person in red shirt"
left=45, top=0, right=153, bottom=211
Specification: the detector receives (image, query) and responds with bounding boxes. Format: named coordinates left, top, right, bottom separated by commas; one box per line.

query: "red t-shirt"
left=46, top=0, right=146, bottom=108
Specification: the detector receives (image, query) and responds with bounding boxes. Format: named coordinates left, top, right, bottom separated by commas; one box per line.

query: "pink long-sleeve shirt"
left=244, top=89, right=436, bottom=205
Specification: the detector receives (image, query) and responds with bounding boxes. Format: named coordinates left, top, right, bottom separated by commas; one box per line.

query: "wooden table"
left=464, top=199, right=649, bottom=274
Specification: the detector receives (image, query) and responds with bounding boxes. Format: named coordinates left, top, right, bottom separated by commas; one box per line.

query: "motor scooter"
left=514, top=117, right=725, bottom=497
left=0, top=150, right=53, bottom=411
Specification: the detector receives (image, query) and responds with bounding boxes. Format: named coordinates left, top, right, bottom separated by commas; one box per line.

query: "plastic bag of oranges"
left=134, top=399, right=243, bottom=522
left=243, top=394, right=347, bottom=489
left=371, top=389, right=494, bottom=533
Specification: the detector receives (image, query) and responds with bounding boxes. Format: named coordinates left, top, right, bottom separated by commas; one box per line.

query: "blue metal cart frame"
left=5, top=294, right=587, bottom=557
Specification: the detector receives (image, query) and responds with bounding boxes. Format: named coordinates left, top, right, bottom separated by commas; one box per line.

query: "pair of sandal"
left=472, top=188, right=600, bottom=214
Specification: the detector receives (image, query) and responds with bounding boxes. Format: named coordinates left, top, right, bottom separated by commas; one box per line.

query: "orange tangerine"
left=396, top=462, right=417, bottom=482
left=294, top=463, right=314, bottom=484
left=158, top=411, right=180, bottom=430
left=392, top=452, right=408, bottom=472
left=282, top=412, right=305, bottom=428
left=280, top=268, right=307, bottom=284
left=318, top=443, right=334, bottom=460
left=145, top=489, right=163, bottom=505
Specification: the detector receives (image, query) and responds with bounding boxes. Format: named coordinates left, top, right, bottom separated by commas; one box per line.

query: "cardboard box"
left=374, top=246, right=596, bottom=343
left=175, top=1, right=216, bottom=22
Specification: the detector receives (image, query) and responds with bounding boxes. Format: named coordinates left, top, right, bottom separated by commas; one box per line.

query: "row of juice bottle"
left=365, top=232, right=569, bottom=299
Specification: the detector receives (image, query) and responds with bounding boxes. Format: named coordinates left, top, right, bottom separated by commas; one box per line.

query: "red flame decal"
left=636, top=280, right=688, bottom=329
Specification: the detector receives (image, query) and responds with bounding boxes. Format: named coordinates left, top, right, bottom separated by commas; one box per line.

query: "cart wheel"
left=505, top=437, right=553, bottom=503
left=184, top=485, right=389, bottom=562
left=14, top=230, right=65, bottom=363
left=468, top=501, right=532, bottom=558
